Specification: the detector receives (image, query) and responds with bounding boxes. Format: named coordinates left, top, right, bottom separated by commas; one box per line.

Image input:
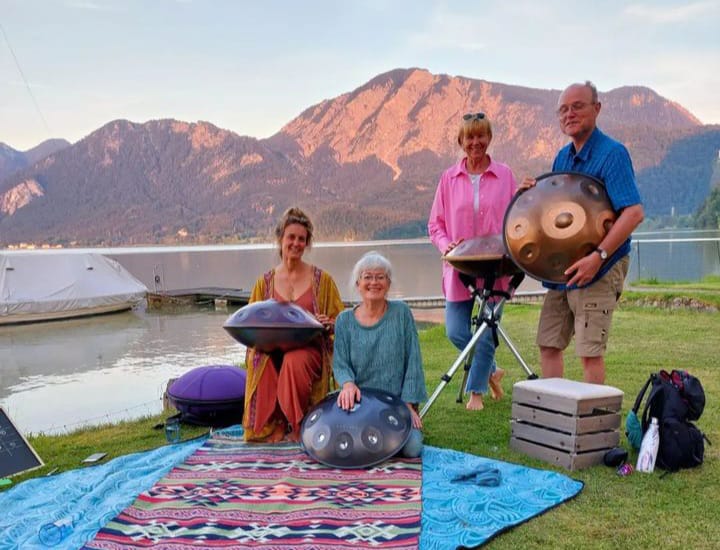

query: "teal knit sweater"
left=332, top=300, right=427, bottom=404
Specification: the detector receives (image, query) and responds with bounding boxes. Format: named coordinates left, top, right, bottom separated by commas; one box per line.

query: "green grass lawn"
left=419, top=303, right=719, bottom=548
left=4, top=298, right=719, bottom=548
left=624, top=274, right=720, bottom=308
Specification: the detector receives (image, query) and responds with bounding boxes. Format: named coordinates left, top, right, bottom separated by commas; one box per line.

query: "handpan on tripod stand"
left=442, top=234, right=522, bottom=279
left=503, top=172, right=616, bottom=284
left=422, top=234, right=536, bottom=419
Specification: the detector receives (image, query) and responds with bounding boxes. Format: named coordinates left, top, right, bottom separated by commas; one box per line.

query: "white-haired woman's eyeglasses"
left=360, top=273, right=388, bottom=282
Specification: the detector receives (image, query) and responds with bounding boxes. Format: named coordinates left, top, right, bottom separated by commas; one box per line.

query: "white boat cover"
left=0, top=253, right=147, bottom=322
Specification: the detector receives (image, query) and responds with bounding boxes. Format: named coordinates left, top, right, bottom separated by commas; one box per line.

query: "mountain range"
left=1, top=68, right=719, bottom=247
left=0, top=139, right=70, bottom=184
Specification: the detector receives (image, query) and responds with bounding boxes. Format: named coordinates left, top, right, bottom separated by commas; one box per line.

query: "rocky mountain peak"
left=0, top=68, right=716, bottom=247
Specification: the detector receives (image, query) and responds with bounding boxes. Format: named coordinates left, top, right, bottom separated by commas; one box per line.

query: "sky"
left=1, top=0, right=719, bottom=151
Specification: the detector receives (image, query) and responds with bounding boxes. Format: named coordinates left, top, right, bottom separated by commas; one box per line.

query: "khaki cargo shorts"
left=536, top=256, right=629, bottom=357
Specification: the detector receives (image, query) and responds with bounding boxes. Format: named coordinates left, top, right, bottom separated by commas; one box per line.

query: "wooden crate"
left=510, top=438, right=609, bottom=471
left=511, top=403, right=621, bottom=434
left=510, top=378, right=624, bottom=470
left=512, top=377, right=623, bottom=415
left=511, top=420, right=619, bottom=452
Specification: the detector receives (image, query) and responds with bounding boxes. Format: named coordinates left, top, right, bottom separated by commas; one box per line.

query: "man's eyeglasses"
left=463, top=112, right=486, bottom=121
left=556, top=102, right=595, bottom=117
left=360, top=273, right=388, bottom=282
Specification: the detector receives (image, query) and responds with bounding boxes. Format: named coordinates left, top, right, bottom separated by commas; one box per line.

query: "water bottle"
left=636, top=417, right=660, bottom=473
left=165, top=418, right=181, bottom=443
left=38, top=517, right=74, bottom=546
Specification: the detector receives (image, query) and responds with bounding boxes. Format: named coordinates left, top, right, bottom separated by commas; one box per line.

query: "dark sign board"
left=0, top=407, right=44, bottom=478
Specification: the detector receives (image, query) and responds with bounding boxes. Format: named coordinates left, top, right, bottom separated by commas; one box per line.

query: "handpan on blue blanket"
left=504, top=171, right=616, bottom=284
left=301, top=388, right=413, bottom=469
left=223, top=298, right=324, bottom=352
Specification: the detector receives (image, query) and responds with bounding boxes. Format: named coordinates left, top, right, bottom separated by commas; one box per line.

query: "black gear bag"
left=634, top=369, right=710, bottom=472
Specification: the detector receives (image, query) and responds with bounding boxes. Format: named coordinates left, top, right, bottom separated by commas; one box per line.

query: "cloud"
left=64, top=1, right=117, bottom=10
left=623, top=1, right=718, bottom=24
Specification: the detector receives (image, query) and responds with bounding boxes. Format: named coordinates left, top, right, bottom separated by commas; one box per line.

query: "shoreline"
left=4, top=285, right=717, bottom=436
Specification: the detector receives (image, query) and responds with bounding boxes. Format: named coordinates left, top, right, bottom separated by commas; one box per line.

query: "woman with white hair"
left=332, top=251, right=427, bottom=457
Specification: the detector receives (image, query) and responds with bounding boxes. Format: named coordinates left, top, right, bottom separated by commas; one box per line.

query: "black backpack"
left=635, top=369, right=710, bottom=472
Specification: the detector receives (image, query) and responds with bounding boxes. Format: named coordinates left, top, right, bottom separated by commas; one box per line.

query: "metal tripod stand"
left=420, top=270, right=537, bottom=418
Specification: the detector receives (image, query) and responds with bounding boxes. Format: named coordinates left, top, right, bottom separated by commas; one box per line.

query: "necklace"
left=278, top=262, right=305, bottom=301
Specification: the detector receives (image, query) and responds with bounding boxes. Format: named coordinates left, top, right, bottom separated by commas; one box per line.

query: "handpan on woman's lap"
left=301, top=387, right=416, bottom=468
left=237, top=207, right=343, bottom=443
left=306, top=251, right=427, bottom=467
left=224, top=299, right=325, bottom=352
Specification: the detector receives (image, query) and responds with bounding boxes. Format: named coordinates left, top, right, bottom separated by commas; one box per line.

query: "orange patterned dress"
left=243, top=266, right=343, bottom=442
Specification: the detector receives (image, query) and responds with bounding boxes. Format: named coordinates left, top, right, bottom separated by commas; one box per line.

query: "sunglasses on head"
left=463, top=112, right=486, bottom=121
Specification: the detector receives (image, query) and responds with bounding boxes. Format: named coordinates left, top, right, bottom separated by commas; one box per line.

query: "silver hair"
left=563, top=81, right=599, bottom=104
left=584, top=80, right=599, bottom=104
left=349, top=251, right=393, bottom=292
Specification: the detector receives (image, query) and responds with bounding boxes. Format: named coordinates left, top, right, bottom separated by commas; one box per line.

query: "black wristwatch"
left=595, top=247, right=608, bottom=260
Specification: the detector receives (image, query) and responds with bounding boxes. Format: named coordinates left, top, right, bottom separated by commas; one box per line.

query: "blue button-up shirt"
left=547, top=127, right=643, bottom=290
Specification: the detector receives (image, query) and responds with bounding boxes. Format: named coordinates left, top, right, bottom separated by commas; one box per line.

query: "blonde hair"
left=457, top=113, right=493, bottom=147
left=275, top=206, right=314, bottom=257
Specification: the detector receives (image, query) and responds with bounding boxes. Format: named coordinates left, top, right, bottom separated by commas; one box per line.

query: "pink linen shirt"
left=428, top=156, right=517, bottom=302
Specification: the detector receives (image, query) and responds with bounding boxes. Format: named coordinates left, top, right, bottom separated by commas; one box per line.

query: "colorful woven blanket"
left=83, top=434, right=422, bottom=549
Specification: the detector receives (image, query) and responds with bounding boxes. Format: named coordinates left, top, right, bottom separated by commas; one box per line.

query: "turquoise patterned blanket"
left=0, top=435, right=582, bottom=549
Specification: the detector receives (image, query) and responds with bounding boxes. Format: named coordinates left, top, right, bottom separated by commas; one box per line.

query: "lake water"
left=2, top=231, right=719, bottom=435
left=0, top=307, right=245, bottom=435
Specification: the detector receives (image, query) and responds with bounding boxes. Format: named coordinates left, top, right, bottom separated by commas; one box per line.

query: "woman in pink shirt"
left=427, top=112, right=517, bottom=411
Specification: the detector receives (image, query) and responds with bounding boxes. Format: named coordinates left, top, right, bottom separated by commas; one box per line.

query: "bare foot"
left=489, top=368, right=505, bottom=401
left=466, top=392, right=484, bottom=411
left=267, top=423, right=287, bottom=443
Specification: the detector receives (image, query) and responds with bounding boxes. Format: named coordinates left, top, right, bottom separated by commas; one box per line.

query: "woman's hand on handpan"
left=407, top=403, right=423, bottom=430
left=337, top=382, right=362, bottom=411
left=444, top=238, right=465, bottom=256
left=518, top=176, right=536, bottom=192
left=316, top=313, right=334, bottom=332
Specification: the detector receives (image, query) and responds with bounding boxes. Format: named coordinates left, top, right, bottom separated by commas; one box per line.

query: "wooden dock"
left=147, top=287, right=251, bottom=309
left=146, top=288, right=545, bottom=310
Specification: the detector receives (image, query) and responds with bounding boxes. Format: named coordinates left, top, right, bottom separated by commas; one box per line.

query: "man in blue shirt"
left=521, top=81, right=645, bottom=384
